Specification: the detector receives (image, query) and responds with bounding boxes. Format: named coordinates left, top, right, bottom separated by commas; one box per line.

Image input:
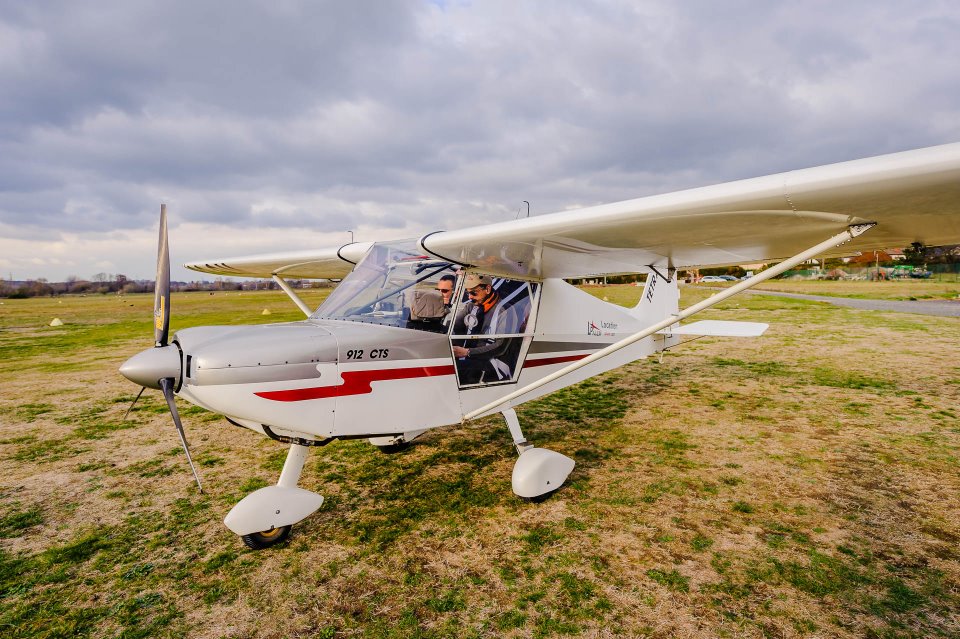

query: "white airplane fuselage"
left=172, top=277, right=680, bottom=441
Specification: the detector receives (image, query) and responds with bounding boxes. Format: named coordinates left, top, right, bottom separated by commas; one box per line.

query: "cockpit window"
left=312, top=240, right=457, bottom=332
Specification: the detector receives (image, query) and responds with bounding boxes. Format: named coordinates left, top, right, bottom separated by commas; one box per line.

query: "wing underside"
left=184, top=242, right=374, bottom=279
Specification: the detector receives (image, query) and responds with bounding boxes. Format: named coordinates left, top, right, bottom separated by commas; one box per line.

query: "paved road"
left=740, top=289, right=960, bottom=317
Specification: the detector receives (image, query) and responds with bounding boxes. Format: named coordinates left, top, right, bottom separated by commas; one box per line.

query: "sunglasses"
left=467, top=286, right=487, bottom=297
left=436, top=287, right=452, bottom=293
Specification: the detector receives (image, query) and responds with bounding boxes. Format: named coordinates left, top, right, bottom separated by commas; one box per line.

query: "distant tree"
left=924, top=243, right=960, bottom=264
left=28, top=279, right=53, bottom=297
left=904, top=242, right=926, bottom=266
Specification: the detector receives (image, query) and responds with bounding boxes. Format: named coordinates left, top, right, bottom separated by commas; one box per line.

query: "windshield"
left=312, top=240, right=457, bottom=331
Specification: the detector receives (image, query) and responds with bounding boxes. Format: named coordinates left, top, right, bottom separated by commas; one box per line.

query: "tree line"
left=4, top=244, right=957, bottom=299
left=0, top=273, right=326, bottom=298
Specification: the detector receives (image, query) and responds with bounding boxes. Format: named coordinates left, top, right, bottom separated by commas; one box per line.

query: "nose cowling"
left=120, top=344, right=182, bottom=389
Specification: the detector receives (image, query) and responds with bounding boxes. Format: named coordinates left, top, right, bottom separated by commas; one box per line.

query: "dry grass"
left=1, top=285, right=958, bottom=638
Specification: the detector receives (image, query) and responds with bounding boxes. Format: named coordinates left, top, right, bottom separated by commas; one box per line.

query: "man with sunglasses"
left=436, top=274, right=456, bottom=308
left=452, top=273, right=523, bottom=384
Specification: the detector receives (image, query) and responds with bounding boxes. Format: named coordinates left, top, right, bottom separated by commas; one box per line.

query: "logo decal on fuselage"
left=588, top=320, right=617, bottom=336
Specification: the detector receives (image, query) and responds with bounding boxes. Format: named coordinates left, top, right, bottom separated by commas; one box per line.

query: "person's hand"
left=452, top=346, right=470, bottom=358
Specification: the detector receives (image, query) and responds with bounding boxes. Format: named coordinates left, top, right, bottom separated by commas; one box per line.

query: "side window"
left=450, top=275, right=539, bottom=387
left=403, top=270, right=456, bottom=333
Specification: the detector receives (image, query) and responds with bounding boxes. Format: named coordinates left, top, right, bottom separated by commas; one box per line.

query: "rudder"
left=630, top=269, right=679, bottom=327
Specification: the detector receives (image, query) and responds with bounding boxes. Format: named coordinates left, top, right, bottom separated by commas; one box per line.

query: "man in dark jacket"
left=452, top=274, right=524, bottom=384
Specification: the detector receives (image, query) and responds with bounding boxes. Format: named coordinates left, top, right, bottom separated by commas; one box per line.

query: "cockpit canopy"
left=312, top=240, right=456, bottom=332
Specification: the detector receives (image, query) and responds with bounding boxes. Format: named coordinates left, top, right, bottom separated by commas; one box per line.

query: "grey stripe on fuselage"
left=189, top=362, right=326, bottom=386
left=528, top=341, right=604, bottom=353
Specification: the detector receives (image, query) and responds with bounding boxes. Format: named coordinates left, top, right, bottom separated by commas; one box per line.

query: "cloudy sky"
left=1, top=0, right=958, bottom=282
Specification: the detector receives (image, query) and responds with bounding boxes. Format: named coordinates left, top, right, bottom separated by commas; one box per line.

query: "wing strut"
left=272, top=275, right=313, bottom=318
left=462, top=223, right=876, bottom=422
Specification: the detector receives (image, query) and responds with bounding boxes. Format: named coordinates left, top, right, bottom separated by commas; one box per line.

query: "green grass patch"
left=711, top=358, right=791, bottom=377
left=810, top=368, right=896, bottom=391
left=732, top=501, right=755, bottom=514
left=691, top=533, right=714, bottom=552
left=0, top=504, right=44, bottom=538
left=646, top=568, right=690, bottom=593
left=12, top=403, right=56, bottom=422
left=521, top=375, right=631, bottom=425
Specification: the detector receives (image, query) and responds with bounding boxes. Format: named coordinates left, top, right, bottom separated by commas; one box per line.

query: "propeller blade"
left=159, top=377, right=203, bottom=493
left=123, top=386, right=146, bottom=421
left=154, top=203, right=171, bottom=347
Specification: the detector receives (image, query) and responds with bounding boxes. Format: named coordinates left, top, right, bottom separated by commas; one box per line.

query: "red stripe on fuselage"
left=254, top=354, right=590, bottom=402
left=255, top=364, right=455, bottom=402
left=524, top=354, right=587, bottom=367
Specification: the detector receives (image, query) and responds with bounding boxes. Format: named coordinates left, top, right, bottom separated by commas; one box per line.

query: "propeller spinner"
left=119, top=204, right=203, bottom=492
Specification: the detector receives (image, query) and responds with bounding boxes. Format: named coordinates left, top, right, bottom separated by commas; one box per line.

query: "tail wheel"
left=241, top=525, right=292, bottom=550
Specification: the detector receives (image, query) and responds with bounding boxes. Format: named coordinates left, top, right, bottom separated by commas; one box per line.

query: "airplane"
left=119, top=142, right=960, bottom=549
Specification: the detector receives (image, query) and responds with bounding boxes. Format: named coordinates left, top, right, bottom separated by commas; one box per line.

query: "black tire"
left=241, top=525, right=291, bottom=550
left=522, top=488, right=559, bottom=504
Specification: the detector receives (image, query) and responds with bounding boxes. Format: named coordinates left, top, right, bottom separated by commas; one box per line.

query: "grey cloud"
left=1, top=1, right=959, bottom=281
left=0, top=2, right=418, bottom=127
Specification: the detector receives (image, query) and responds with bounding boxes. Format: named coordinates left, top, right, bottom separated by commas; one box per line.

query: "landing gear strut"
left=502, top=408, right=575, bottom=500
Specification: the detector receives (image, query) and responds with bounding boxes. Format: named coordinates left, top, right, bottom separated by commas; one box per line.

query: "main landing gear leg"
left=502, top=408, right=575, bottom=501
left=223, top=443, right=325, bottom=549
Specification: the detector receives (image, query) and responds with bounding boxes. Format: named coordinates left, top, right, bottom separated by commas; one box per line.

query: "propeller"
left=155, top=204, right=170, bottom=348
left=119, top=204, right=203, bottom=492
left=160, top=377, right=203, bottom=493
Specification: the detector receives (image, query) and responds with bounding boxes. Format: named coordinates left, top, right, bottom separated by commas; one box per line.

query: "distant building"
left=844, top=249, right=906, bottom=265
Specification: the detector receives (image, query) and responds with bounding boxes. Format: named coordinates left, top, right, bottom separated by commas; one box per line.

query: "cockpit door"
left=448, top=275, right=540, bottom=389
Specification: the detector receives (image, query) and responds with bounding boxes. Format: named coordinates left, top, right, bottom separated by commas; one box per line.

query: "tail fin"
left=630, top=269, right=679, bottom=326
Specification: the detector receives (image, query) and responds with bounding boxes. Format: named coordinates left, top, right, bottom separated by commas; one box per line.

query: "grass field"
left=1, top=283, right=958, bottom=638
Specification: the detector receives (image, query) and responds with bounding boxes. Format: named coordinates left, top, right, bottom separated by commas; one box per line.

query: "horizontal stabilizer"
left=659, top=320, right=768, bottom=337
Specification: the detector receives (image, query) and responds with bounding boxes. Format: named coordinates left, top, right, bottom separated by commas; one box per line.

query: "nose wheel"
left=241, top=525, right=292, bottom=550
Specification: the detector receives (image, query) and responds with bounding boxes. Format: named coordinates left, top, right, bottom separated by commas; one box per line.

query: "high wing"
left=420, top=143, right=960, bottom=279
left=185, top=143, right=960, bottom=281
left=184, top=242, right=374, bottom=279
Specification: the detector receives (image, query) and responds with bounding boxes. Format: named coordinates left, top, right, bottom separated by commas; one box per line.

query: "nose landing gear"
left=224, top=443, right=323, bottom=549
